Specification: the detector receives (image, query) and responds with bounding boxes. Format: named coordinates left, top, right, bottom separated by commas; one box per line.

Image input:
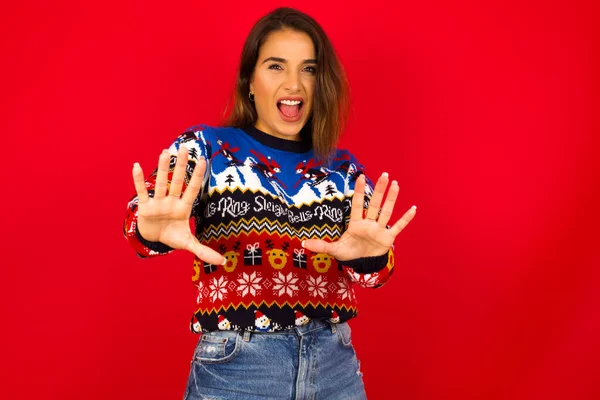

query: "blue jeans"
left=183, top=319, right=367, bottom=400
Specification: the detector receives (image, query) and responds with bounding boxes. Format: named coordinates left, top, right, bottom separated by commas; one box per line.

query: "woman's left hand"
left=302, top=173, right=416, bottom=261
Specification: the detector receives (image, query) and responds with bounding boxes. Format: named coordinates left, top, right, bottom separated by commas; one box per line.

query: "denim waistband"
left=241, top=318, right=339, bottom=342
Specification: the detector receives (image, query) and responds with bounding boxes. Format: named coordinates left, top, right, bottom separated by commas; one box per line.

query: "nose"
left=284, top=71, right=301, bottom=92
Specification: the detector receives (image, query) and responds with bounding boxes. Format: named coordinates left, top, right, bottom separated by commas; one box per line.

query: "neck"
left=254, top=121, right=302, bottom=142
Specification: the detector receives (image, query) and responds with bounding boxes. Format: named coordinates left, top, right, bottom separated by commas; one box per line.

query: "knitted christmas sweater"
left=123, top=124, right=396, bottom=333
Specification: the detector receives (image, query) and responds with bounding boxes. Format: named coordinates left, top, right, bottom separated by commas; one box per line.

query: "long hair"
left=223, top=7, right=350, bottom=164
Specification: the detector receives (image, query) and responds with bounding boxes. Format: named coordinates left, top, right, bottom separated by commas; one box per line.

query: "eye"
left=268, top=64, right=283, bottom=70
left=304, top=66, right=317, bottom=74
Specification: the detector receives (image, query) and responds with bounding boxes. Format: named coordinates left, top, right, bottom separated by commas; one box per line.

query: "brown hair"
left=222, top=7, right=350, bottom=163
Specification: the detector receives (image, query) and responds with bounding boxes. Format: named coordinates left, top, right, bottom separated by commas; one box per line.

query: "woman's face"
left=250, top=29, right=317, bottom=141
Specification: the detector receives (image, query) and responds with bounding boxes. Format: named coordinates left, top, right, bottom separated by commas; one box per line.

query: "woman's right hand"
left=132, top=147, right=226, bottom=266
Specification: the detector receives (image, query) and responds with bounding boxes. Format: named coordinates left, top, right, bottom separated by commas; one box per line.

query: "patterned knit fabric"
left=123, top=124, right=395, bottom=333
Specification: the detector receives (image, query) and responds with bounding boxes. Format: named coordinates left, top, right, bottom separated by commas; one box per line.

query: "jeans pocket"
left=335, top=322, right=353, bottom=348
left=194, top=331, right=241, bottom=364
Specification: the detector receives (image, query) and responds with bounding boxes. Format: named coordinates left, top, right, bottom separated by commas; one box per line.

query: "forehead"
left=258, top=29, right=316, bottom=61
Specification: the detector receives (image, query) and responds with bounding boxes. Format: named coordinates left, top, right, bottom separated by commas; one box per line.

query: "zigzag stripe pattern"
left=194, top=300, right=358, bottom=316
left=200, top=216, right=344, bottom=241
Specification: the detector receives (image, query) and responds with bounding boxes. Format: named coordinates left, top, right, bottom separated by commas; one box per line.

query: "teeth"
left=279, top=100, right=302, bottom=106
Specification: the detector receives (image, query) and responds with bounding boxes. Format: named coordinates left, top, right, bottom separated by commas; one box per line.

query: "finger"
left=168, top=146, right=189, bottom=198
left=186, top=237, right=227, bottom=266
left=389, top=205, right=417, bottom=236
left=301, top=238, right=337, bottom=256
left=365, top=172, right=389, bottom=221
left=350, top=174, right=366, bottom=222
left=132, top=162, right=149, bottom=204
left=182, top=157, right=207, bottom=207
left=378, top=180, right=399, bottom=227
left=154, top=149, right=171, bottom=199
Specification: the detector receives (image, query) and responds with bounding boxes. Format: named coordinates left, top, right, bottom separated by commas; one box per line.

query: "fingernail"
left=221, top=258, right=227, bottom=265
left=382, top=172, right=388, bottom=178
left=133, top=162, right=140, bottom=168
left=301, top=240, right=306, bottom=248
left=392, top=180, right=398, bottom=186
left=411, top=205, right=417, bottom=210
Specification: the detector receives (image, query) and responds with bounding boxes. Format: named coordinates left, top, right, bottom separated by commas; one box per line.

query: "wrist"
left=338, top=252, right=389, bottom=274
left=135, top=222, right=174, bottom=253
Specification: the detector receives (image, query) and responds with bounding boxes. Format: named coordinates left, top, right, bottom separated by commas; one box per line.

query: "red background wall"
left=2, top=0, right=599, bottom=399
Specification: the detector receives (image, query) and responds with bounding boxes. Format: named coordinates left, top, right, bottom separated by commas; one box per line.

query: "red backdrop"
left=2, top=0, right=599, bottom=399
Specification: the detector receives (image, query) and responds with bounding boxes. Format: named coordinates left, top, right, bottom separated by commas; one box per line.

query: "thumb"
left=302, top=239, right=337, bottom=256
left=186, top=237, right=227, bottom=266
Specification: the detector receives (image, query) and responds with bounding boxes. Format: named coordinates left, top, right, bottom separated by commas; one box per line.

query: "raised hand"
left=301, top=173, right=416, bottom=261
left=132, top=147, right=226, bottom=265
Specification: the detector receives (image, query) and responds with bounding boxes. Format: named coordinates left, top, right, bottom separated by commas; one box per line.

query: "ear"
left=249, top=73, right=255, bottom=93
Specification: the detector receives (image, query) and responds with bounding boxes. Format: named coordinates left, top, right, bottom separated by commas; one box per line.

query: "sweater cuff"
left=339, top=252, right=389, bottom=274
left=135, top=223, right=174, bottom=253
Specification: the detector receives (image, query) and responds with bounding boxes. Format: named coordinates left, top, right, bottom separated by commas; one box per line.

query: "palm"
left=137, top=199, right=196, bottom=250
left=303, top=173, right=416, bottom=261
left=132, top=147, right=225, bottom=265
left=330, top=219, right=396, bottom=260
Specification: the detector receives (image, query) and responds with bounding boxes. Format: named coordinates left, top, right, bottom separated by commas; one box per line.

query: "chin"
left=274, top=120, right=306, bottom=139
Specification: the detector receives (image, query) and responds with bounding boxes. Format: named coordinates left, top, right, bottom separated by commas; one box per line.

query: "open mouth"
left=277, top=99, right=304, bottom=121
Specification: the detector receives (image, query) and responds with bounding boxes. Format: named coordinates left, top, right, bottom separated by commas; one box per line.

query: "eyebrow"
left=261, top=57, right=317, bottom=64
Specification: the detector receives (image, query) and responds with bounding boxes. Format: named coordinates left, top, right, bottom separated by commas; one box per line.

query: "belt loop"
left=243, top=330, right=252, bottom=342
left=328, top=321, right=337, bottom=333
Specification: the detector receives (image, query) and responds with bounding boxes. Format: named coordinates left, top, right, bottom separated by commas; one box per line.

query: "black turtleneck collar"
left=241, top=124, right=313, bottom=153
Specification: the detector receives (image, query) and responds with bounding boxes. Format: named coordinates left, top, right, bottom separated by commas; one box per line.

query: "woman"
left=124, top=7, right=416, bottom=400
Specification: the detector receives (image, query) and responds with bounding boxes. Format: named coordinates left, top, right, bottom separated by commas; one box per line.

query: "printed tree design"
left=325, top=184, right=336, bottom=196
left=188, top=147, right=199, bottom=160
left=225, top=174, right=235, bottom=186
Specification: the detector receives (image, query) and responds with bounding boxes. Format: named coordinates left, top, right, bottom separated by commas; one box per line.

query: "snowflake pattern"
left=272, top=271, right=299, bottom=297
left=237, top=271, right=262, bottom=297
left=209, top=276, right=228, bottom=302
left=306, top=275, right=328, bottom=298
left=195, top=281, right=205, bottom=304
left=347, top=271, right=381, bottom=288
left=336, top=277, right=354, bottom=301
